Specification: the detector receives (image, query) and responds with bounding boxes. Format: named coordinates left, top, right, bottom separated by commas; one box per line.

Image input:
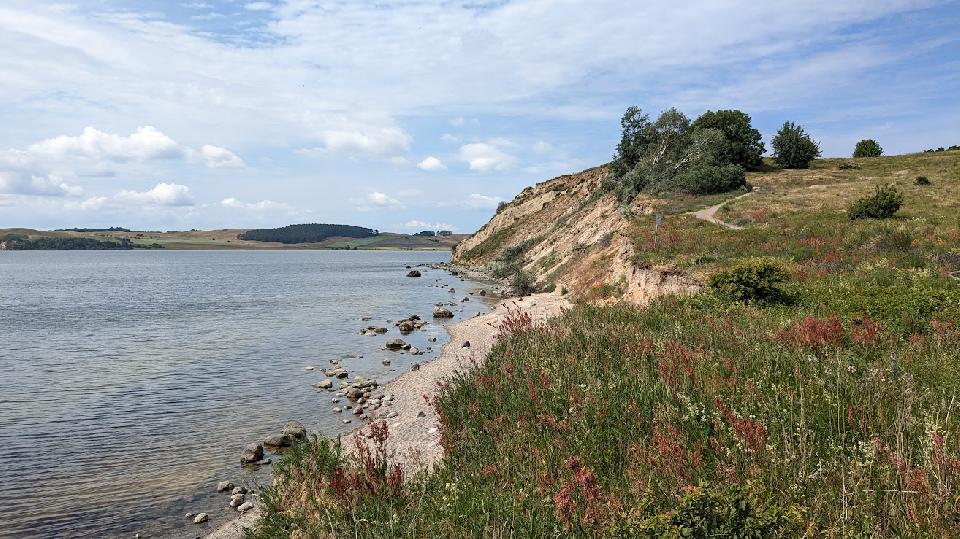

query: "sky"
left=1, top=1, right=958, bottom=233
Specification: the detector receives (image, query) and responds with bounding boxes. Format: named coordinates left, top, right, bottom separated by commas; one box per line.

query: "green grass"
left=250, top=151, right=960, bottom=537
left=253, top=275, right=960, bottom=537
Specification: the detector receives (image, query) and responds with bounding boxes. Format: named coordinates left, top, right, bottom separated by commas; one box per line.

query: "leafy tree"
left=847, top=185, right=904, bottom=220
left=691, top=110, right=765, bottom=169
left=606, top=107, right=746, bottom=201
left=608, top=106, right=652, bottom=181
left=771, top=122, right=821, bottom=169
left=853, top=139, right=883, bottom=158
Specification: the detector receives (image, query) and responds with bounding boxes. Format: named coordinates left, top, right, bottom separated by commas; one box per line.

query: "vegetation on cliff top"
left=604, top=107, right=757, bottom=202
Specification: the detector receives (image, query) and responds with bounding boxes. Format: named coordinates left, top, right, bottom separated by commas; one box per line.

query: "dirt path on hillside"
left=690, top=192, right=752, bottom=229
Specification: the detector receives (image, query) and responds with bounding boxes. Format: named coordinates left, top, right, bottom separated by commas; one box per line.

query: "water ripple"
left=0, top=250, right=490, bottom=538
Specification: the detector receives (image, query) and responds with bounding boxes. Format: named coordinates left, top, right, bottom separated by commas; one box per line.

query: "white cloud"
left=465, top=193, right=503, bottom=209
left=365, top=191, right=402, bottom=208
left=532, top=140, right=555, bottom=154
left=244, top=2, right=272, bottom=10
left=64, top=196, right=109, bottom=211
left=116, top=182, right=194, bottom=206
left=405, top=219, right=454, bottom=230
left=201, top=145, right=245, bottom=168
left=315, top=124, right=412, bottom=157
left=0, top=170, right=82, bottom=196
left=27, top=126, right=184, bottom=163
left=417, top=156, right=447, bottom=171
left=458, top=142, right=517, bottom=171
left=221, top=197, right=290, bottom=210
left=440, top=133, right=459, bottom=143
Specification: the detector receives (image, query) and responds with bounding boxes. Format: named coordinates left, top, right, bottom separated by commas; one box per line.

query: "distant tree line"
left=924, top=145, right=960, bottom=153
left=238, top=223, right=378, bottom=244
left=54, top=226, right=131, bottom=232
left=1, top=235, right=136, bottom=250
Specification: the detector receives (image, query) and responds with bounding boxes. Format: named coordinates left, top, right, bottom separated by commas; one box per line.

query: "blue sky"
left=1, top=0, right=958, bottom=233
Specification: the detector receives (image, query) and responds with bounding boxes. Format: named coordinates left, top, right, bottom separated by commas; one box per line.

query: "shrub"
left=771, top=121, right=821, bottom=169
left=847, top=185, right=904, bottom=220
left=677, top=163, right=746, bottom=195
left=636, top=485, right=802, bottom=537
left=708, top=259, right=790, bottom=304
left=837, top=161, right=860, bottom=170
left=511, top=270, right=537, bottom=295
left=853, top=139, right=883, bottom=158
left=691, top=109, right=766, bottom=170
left=915, top=176, right=931, bottom=186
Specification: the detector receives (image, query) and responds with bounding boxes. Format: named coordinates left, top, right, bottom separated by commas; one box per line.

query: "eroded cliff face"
left=453, top=166, right=700, bottom=305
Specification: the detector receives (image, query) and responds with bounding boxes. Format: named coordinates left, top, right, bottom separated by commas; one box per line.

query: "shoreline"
left=205, top=288, right=570, bottom=538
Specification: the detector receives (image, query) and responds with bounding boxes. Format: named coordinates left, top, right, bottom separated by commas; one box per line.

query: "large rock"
left=359, top=326, right=388, bottom=336
left=406, top=270, right=421, bottom=277
left=240, top=442, right=264, bottom=464
left=237, top=501, right=254, bottom=513
left=385, top=338, right=408, bottom=350
left=433, top=306, right=454, bottom=318
left=315, top=379, right=333, bottom=389
left=282, top=420, right=306, bottom=440
left=216, top=481, right=234, bottom=493
left=324, top=367, right=348, bottom=378
left=193, top=513, right=209, bottom=524
left=397, top=320, right=415, bottom=334
left=263, top=434, right=291, bottom=448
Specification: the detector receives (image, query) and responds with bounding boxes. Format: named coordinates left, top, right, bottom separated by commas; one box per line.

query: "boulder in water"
left=240, top=442, right=264, bottom=464
left=282, top=420, right=306, bottom=440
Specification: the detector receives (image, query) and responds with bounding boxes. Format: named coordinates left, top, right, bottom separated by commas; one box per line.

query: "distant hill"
left=238, top=223, right=377, bottom=244
left=0, top=234, right=135, bottom=250
left=0, top=226, right=469, bottom=250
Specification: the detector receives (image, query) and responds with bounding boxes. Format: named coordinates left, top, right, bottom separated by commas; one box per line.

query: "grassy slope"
left=253, top=151, right=960, bottom=537
left=0, top=228, right=467, bottom=250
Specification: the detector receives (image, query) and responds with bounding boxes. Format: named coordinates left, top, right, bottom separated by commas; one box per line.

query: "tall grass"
left=252, top=270, right=960, bottom=537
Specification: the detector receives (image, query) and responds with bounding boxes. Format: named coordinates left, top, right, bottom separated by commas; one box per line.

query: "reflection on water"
left=0, top=250, right=491, bottom=538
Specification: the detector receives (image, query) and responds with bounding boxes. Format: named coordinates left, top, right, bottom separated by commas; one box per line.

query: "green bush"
left=847, top=185, right=904, bottom=220
left=771, top=121, right=821, bottom=169
left=708, top=259, right=790, bottom=304
left=691, top=109, right=765, bottom=170
left=915, top=176, right=931, bottom=186
left=853, top=139, right=883, bottom=158
left=635, top=485, right=802, bottom=538
left=511, top=270, right=537, bottom=295
left=677, top=163, right=746, bottom=195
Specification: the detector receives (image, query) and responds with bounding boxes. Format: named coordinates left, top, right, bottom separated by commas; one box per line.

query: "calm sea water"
left=0, top=250, right=492, bottom=538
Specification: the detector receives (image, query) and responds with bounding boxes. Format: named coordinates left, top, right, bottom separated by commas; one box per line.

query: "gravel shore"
left=205, top=290, right=569, bottom=537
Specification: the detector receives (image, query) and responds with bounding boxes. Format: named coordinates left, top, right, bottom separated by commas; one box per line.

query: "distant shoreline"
left=0, top=228, right=469, bottom=251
